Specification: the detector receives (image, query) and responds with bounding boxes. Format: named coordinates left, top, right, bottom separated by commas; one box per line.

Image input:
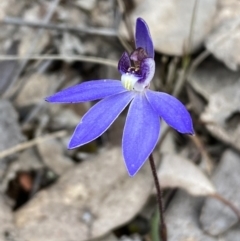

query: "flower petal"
left=135, top=18, right=154, bottom=58
left=146, top=90, right=194, bottom=134
left=118, top=52, right=131, bottom=75
left=46, top=80, right=126, bottom=103
left=123, top=94, right=160, bottom=176
left=133, top=58, right=155, bottom=91
left=69, top=91, right=135, bottom=149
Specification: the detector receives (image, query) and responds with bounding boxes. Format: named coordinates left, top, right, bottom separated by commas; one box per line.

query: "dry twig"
left=189, top=135, right=214, bottom=175
left=2, top=17, right=117, bottom=37
left=0, top=130, right=67, bottom=160
left=0, top=55, right=118, bottom=68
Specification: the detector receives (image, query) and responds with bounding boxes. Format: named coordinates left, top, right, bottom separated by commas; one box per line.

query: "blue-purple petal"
left=146, top=90, right=194, bottom=134
left=118, top=52, right=131, bottom=75
left=135, top=18, right=154, bottom=58
left=123, top=94, right=160, bottom=176
left=68, top=91, right=135, bottom=149
left=46, top=80, right=126, bottom=103
left=139, top=57, right=155, bottom=84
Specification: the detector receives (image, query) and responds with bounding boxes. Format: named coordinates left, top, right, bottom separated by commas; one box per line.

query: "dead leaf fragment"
left=0, top=0, right=25, bottom=21
left=37, top=139, right=73, bottom=175
left=158, top=154, right=216, bottom=196
left=15, top=73, right=54, bottom=108
left=19, top=31, right=50, bottom=57
left=14, top=148, right=153, bottom=241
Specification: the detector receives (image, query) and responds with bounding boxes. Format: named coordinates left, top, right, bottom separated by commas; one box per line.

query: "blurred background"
left=0, top=0, right=240, bottom=240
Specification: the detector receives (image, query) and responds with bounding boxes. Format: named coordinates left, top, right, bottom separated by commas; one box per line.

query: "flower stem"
left=149, top=153, right=167, bottom=241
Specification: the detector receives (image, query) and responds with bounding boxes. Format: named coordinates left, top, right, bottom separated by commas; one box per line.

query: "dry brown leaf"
left=19, top=31, right=50, bottom=57
left=37, top=139, right=73, bottom=175
left=14, top=148, right=153, bottom=241
left=0, top=0, right=25, bottom=21
left=15, top=73, right=55, bottom=108
left=158, top=154, right=216, bottom=196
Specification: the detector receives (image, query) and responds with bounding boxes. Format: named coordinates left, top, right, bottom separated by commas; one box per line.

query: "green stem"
left=149, top=153, right=167, bottom=241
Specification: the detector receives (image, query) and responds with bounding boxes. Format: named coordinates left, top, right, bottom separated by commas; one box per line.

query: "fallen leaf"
left=14, top=148, right=153, bottom=241
left=37, top=139, right=73, bottom=175
left=0, top=0, right=25, bottom=21
left=19, top=31, right=50, bottom=57
left=158, top=154, right=216, bottom=196
left=15, top=73, right=55, bottom=108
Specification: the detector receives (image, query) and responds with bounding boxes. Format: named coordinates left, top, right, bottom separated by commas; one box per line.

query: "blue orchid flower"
left=46, top=18, right=194, bottom=176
